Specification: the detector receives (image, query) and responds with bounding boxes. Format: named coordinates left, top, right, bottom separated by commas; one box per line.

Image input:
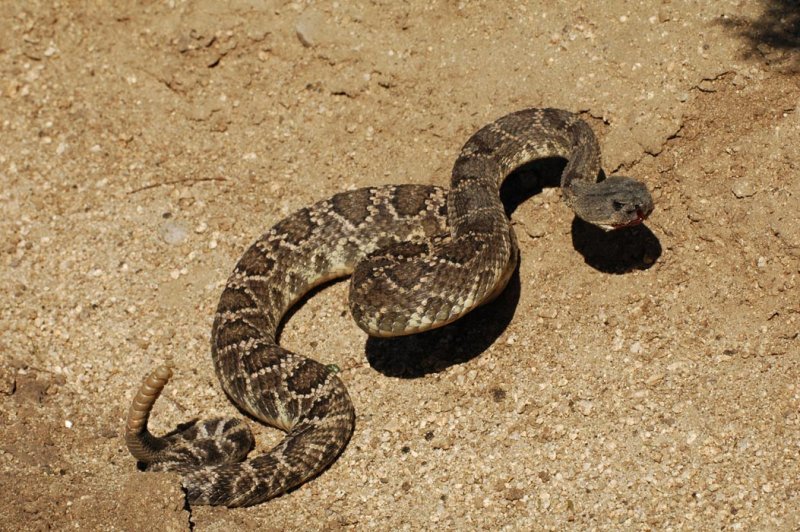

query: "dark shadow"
left=571, top=218, right=662, bottom=274
left=719, top=1, right=800, bottom=67
left=500, top=157, right=565, bottom=217
left=365, top=267, right=520, bottom=378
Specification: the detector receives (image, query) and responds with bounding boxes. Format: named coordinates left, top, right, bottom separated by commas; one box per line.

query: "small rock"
left=429, top=434, right=454, bottom=450
left=491, top=388, right=507, bottom=402
left=504, top=488, right=524, bottom=501
left=645, top=372, right=664, bottom=386
left=611, top=334, right=625, bottom=352
left=697, top=79, right=717, bottom=93
left=539, top=491, right=551, bottom=510
left=295, top=11, right=326, bottom=47
left=185, top=100, right=219, bottom=122
left=246, top=27, right=270, bottom=42
left=537, top=308, right=558, bottom=319
left=731, top=180, right=757, bottom=198
left=160, top=220, right=188, bottom=245
left=524, top=221, right=547, bottom=239
left=575, top=400, right=594, bottom=416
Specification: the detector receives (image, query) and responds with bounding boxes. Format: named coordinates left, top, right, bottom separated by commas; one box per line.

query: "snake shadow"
left=366, top=267, right=520, bottom=378
left=570, top=217, right=661, bottom=274
left=506, top=157, right=661, bottom=273
left=366, top=158, right=661, bottom=378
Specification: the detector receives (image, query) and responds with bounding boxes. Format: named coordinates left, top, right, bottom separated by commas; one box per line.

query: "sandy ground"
left=1, top=0, right=799, bottom=530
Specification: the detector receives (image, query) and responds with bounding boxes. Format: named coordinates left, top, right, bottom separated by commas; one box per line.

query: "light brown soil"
left=1, top=1, right=798, bottom=530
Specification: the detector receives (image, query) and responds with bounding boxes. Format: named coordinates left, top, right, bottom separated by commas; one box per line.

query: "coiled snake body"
left=125, top=108, right=654, bottom=506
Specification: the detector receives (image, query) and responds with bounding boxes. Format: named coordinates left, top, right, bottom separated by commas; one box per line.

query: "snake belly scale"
left=125, top=108, right=654, bottom=506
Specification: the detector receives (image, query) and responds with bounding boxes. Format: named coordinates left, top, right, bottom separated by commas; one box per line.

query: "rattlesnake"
left=125, top=108, right=654, bottom=506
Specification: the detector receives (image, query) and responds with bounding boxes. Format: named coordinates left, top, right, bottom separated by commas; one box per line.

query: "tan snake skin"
left=125, top=108, right=654, bottom=506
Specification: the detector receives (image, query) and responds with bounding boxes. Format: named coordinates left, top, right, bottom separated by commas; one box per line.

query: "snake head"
left=570, top=176, right=654, bottom=231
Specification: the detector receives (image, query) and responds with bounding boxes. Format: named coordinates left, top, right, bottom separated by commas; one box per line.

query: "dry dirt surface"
left=1, top=1, right=799, bottom=530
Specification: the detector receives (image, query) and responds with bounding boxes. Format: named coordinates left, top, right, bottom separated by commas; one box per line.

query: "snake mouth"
left=611, top=208, right=648, bottom=230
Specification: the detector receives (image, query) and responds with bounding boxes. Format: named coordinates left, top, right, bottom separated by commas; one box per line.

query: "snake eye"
left=612, top=200, right=625, bottom=212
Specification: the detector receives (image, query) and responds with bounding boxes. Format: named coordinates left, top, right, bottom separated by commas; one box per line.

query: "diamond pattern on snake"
left=124, top=108, right=654, bottom=506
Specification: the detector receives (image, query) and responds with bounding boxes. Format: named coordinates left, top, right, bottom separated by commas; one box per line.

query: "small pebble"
left=575, top=400, right=594, bottom=416
left=539, top=491, right=551, bottom=509
left=295, top=11, right=325, bottom=47
left=645, top=372, right=665, bottom=386
left=160, top=220, right=189, bottom=245
left=504, top=488, right=524, bottom=501
left=537, top=308, right=558, bottom=319
left=731, top=180, right=757, bottom=198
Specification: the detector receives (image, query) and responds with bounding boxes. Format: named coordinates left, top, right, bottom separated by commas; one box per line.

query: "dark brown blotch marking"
left=214, top=316, right=266, bottom=350
left=390, top=185, right=430, bottom=217
left=464, top=126, right=500, bottom=158
left=229, top=468, right=260, bottom=499
left=272, top=207, right=315, bottom=244
left=331, top=187, right=374, bottom=226
left=157, top=446, right=203, bottom=467
left=383, top=258, right=427, bottom=288
left=304, top=391, right=338, bottom=421
left=191, top=439, right=227, bottom=465
left=224, top=425, right=255, bottom=459
left=236, top=245, right=277, bottom=278
left=284, top=358, right=328, bottom=397
left=450, top=184, right=497, bottom=213
left=240, top=342, right=285, bottom=374
left=431, top=242, right=474, bottom=266
left=216, top=285, right=258, bottom=315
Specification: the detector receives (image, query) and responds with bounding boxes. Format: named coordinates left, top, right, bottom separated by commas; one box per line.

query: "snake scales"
left=125, top=108, right=654, bottom=506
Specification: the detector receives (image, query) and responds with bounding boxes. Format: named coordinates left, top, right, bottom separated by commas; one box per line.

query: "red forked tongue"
left=613, top=208, right=647, bottom=229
